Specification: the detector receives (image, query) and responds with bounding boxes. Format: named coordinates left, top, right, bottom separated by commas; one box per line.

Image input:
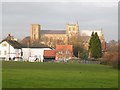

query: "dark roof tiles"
left=41, top=30, right=66, bottom=34
left=0, top=40, right=22, bottom=49
left=22, top=43, right=51, bottom=48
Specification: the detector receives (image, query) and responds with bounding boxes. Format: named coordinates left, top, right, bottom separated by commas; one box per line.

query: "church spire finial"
left=76, top=21, right=79, bottom=26
left=100, top=28, right=104, bottom=37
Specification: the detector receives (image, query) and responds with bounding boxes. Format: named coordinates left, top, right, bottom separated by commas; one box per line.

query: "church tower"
left=30, top=24, right=40, bottom=43
left=66, top=22, right=79, bottom=36
left=66, top=22, right=79, bottom=44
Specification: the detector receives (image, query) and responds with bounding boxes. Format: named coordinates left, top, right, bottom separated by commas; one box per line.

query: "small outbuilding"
left=43, top=50, right=56, bottom=62
left=22, top=44, right=52, bottom=62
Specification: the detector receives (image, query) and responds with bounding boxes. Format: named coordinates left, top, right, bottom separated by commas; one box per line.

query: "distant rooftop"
left=80, top=30, right=102, bottom=36
left=40, top=30, right=102, bottom=36
left=0, top=40, right=22, bottom=49
left=56, top=45, right=73, bottom=52
left=41, top=30, right=66, bottom=34
left=44, top=50, right=56, bottom=57
left=22, top=43, right=51, bottom=48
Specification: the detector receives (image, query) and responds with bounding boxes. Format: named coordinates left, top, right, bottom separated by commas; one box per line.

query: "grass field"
left=2, top=61, right=118, bottom=88
left=0, top=61, right=2, bottom=89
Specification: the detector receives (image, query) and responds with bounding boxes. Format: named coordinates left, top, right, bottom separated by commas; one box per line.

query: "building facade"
left=22, top=47, right=52, bottom=62
left=30, top=24, right=40, bottom=43
left=29, top=22, right=106, bottom=51
left=55, top=45, right=73, bottom=61
left=0, top=39, right=52, bottom=62
left=0, top=40, right=22, bottom=61
left=43, top=45, right=73, bottom=61
left=79, top=30, right=106, bottom=51
left=30, top=23, right=79, bottom=48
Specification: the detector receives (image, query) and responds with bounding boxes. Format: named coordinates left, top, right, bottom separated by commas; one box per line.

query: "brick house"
left=43, top=45, right=73, bottom=61
left=55, top=45, right=73, bottom=61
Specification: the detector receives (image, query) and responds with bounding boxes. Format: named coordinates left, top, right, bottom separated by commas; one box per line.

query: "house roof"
left=22, top=43, right=52, bottom=48
left=80, top=30, right=102, bottom=36
left=41, top=30, right=66, bottom=34
left=44, top=50, right=56, bottom=57
left=0, top=39, right=51, bottom=49
left=0, top=40, right=22, bottom=49
left=21, top=36, right=30, bottom=45
left=56, top=45, right=73, bottom=52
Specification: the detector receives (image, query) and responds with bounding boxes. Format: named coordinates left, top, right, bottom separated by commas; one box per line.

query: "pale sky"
left=1, top=1, right=118, bottom=42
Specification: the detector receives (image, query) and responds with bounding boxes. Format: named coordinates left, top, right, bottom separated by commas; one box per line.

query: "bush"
left=102, top=52, right=119, bottom=69
left=100, top=59, right=110, bottom=65
left=111, top=60, right=120, bottom=69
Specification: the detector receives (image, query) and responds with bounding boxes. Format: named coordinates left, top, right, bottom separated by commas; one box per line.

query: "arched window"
left=69, top=27, right=71, bottom=31
left=34, top=34, right=36, bottom=39
left=73, top=27, right=75, bottom=31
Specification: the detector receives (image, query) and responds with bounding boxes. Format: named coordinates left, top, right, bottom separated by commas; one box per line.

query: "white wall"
left=22, top=48, right=52, bottom=62
left=22, top=48, right=30, bottom=61
left=0, top=41, right=22, bottom=61
left=0, top=41, right=52, bottom=62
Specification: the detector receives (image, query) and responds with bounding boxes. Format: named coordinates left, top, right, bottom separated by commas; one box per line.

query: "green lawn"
left=0, top=61, right=2, bottom=89
left=2, top=61, right=118, bottom=88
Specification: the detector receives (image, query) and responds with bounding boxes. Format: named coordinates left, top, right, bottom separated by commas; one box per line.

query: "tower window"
left=34, top=34, right=36, bottom=39
left=73, top=27, right=75, bottom=31
left=69, top=27, right=71, bottom=31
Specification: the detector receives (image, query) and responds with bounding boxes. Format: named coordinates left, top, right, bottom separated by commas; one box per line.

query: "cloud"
left=2, top=2, right=118, bottom=42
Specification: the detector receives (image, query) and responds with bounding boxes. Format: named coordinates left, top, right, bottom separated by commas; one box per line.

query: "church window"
left=69, top=27, right=71, bottom=31
left=73, top=27, right=75, bottom=31
left=2, top=43, right=7, bottom=47
left=34, top=34, right=36, bottom=39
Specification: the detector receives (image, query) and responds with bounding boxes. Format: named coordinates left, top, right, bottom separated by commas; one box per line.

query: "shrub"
left=102, top=52, right=119, bottom=69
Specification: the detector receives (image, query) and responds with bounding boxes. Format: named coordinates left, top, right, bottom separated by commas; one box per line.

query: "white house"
left=22, top=45, right=52, bottom=62
left=0, top=39, right=52, bottom=62
left=0, top=40, right=22, bottom=61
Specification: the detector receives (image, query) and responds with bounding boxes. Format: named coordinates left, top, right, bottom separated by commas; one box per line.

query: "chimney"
left=8, top=34, right=11, bottom=37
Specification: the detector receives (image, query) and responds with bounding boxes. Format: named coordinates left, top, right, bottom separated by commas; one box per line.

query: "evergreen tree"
left=89, top=32, right=102, bottom=58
